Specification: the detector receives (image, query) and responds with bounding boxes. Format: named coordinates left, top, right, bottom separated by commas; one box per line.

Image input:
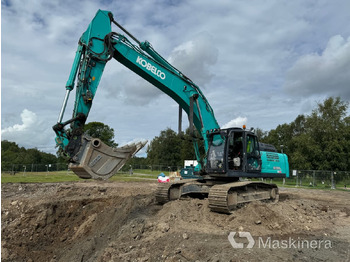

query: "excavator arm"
left=53, top=10, right=220, bottom=179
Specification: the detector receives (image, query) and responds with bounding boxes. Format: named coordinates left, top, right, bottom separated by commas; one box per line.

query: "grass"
left=1, top=170, right=158, bottom=183
left=1, top=171, right=82, bottom=183
left=121, top=169, right=172, bottom=176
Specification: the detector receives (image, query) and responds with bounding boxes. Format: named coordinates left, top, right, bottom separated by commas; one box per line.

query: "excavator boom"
left=53, top=9, right=220, bottom=179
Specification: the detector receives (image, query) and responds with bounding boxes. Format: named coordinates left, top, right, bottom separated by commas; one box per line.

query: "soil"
left=1, top=181, right=350, bottom=262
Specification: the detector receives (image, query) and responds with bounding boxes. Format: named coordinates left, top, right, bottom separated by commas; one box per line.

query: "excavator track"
left=155, top=179, right=209, bottom=204
left=208, top=181, right=279, bottom=213
left=155, top=181, right=186, bottom=204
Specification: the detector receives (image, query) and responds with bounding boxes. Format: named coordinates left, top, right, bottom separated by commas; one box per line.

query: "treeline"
left=2, top=97, right=349, bottom=173
left=261, top=97, right=350, bottom=171
left=143, top=97, right=350, bottom=172
left=125, top=128, right=202, bottom=169
left=0, top=121, right=118, bottom=173
left=1, top=141, right=64, bottom=172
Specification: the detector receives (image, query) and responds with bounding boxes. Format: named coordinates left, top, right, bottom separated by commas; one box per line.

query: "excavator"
left=53, top=10, right=289, bottom=213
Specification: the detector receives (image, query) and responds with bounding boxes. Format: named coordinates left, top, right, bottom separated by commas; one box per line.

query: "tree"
left=146, top=128, right=205, bottom=167
left=304, top=97, right=349, bottom=171
left=262, top=123, right=293, bottom=153
left=263, top=97, right=350, bottom=171
left=147, top=97, right=350, bottom=171
left=290, top=115, right=306, bottom=136
left=1, top=140, right=62, bottom=172
left=83, top=122, right=118, bottom=148
left=254, top=127, right=267, bottom=141
left=147, top=128, right=182, bottom=166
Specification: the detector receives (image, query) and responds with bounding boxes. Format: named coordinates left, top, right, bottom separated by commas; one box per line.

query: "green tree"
left=1, top=140, right=62, bottom=172
left=262, top=123, right=293, bottom=154
left=254, top=127, right=267, bottom=141
left=83, top=122, right=118, bottom=148
left=179, top=128, right=205, bottom=162
left=146, top=128, right=205, bottom=167
left=304, top=97, right=349, bottom=171
left=290, top=115, right=306, bottom=136
left=147, top=128, right=182, bottom=166
left=344, top=115, right=350, bottom=170
left=263, top=97, right=350, bottom=171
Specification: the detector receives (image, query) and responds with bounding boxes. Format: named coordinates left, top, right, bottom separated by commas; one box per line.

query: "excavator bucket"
left=69, top=135, right=147, bottom=180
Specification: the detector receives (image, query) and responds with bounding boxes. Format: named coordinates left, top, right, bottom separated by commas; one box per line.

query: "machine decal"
left=136, top=56, right=166, bottom=80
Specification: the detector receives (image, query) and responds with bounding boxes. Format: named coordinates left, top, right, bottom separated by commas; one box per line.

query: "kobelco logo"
left=136, top=56, right=166, bottom=80
left=228, top=232, right=255, bottom=249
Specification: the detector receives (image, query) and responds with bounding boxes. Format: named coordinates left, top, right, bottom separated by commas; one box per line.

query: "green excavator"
left=53, top=10, right=289, bottom=213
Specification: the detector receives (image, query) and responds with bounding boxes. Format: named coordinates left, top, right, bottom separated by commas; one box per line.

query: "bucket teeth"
left=69, top=135, right=147, bottom=180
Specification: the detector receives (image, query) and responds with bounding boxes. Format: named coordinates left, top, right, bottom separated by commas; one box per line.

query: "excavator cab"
left=206, top=128, right=262, bottom=177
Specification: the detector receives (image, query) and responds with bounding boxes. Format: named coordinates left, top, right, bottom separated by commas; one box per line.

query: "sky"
left=2, top=0, right=350, bottom=156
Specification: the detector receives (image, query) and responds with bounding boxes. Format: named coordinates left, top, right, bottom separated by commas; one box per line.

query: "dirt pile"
left=2, top=182, right=350, bottom=262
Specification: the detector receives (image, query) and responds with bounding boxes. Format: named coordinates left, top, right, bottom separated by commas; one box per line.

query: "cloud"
left=101, top=66, right=164, bottom=105
left=1, top=109, right=53, bottom=151
left=168, top=32, right=219, bottom=87
left=2, top=0, right=350, bottom=156
left=102, top=32, right=219, bottom=104
left=221, top=117, right=248, bottom=129
left=2, top=109, right=36, bottom=133
left=284, top=35, right=350, bottom=98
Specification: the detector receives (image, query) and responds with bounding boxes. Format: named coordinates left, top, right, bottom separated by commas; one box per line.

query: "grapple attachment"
left=69, top=135, right=147, bottom=180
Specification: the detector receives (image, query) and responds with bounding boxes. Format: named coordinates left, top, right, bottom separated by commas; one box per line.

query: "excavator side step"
left=69, top=135, right=147, bottom=180
left=208, top=181, right=279, bottom=213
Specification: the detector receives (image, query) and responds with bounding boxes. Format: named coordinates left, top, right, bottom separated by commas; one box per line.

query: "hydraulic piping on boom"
left=53, top=10, right=289, bottom=212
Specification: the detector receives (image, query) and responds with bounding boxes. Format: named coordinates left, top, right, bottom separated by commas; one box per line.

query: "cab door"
left=227, top=130, right=244, bottom=171
left=245, top=133, right=262, bottom=172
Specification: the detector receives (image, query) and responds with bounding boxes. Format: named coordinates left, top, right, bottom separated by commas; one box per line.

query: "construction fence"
left=119, top=164, right=183, bottom=173
left=120, top=166, right=350, bottom=188
left=1, top=163, right=183, bottom=174
left=262, top=170, right=350, bottom=189
left=2, top=163, right=350, bottom=189
left=1, top=163, right=70, bottom=173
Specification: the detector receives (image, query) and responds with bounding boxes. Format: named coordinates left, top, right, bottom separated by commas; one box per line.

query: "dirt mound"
left=2, top=182, right=158, bottom=262
left=2, top=182, right=350, bottom=262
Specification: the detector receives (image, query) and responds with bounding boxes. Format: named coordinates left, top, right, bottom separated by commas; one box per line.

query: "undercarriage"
left=156, top=179, right=279, bottom=213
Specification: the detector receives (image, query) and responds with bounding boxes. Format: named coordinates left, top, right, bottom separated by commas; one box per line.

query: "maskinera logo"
left=228, top=231, right=333, bottom=249
left=136, top=56, right=166, bottom=80
left=228, top=232, right=255, bottom=249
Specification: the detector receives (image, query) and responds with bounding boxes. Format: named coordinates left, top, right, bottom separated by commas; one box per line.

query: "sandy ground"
left=1, top=181, right=350, bottom=262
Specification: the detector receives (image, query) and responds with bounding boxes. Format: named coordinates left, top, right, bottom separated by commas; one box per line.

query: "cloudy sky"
left=2, top=0, right=350, bottom=156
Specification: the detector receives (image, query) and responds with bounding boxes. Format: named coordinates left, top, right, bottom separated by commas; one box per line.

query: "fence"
left=1, top=163, right=70, bottom=174
left=263, top=170, right=350, bottom=189
left=1, top=163, right=183, bottom=175
left=2, top=163, right=350, bottom=189
left=119, top=164, right=182, bottom=173
left=120, top=167, right=350, bottom=188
